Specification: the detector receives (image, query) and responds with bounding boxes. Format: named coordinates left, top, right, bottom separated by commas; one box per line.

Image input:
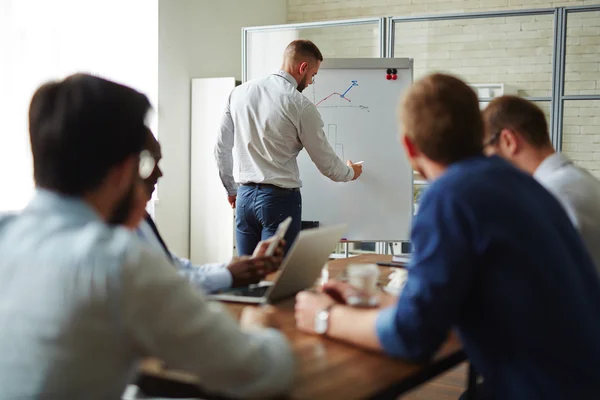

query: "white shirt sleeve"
left=172, top=255, right=233, bottom=293
left=297, top=103, right=355, bottom=182
left=119, top=247, right=294, bottom=398
left=215, top=95, right=238, bottom=196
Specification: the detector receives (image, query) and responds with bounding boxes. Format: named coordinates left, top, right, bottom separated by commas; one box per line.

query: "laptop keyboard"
left=227, top=285, right=270, bottom=298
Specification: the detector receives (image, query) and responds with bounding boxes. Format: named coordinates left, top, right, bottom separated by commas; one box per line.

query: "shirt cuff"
left=376, top=305, right=407, bottom=358
left=348, top=166, right=355, bottom=181
left=207, top=266, right=233, bottom=292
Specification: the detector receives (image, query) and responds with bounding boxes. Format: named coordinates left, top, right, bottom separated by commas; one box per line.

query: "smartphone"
left=265, top=216, right=292, bottom=256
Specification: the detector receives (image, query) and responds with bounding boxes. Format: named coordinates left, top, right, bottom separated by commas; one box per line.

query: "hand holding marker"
left=348, top=160, right=363, bottom=180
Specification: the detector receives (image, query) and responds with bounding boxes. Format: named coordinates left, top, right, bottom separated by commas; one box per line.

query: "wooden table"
left=139, top=254, right=466, bottom=399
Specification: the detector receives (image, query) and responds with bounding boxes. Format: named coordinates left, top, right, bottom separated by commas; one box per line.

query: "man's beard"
left=297, top=75, right=309, bottom=92
left=108, top=181, right=137, bottom=225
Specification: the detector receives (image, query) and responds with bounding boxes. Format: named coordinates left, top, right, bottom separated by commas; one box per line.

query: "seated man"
left=137, top=130, right=279, bottom=292
left=482, top=96, right=600, bottom=274
left=0, top=74, right=293, bottom=399
left=294, top=74, right=600, bottom=400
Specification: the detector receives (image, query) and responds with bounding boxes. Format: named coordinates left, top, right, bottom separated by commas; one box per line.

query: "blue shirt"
left=137, top=218, right=232, bottom=293
left=0, top=190, right=293, bottom=399
left=376, top=156, right=600, bottom=399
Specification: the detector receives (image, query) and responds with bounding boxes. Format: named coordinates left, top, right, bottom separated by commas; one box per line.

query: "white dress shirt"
left=0, top=190, right=294, bottom=399
left=534, top=153, right=600, bottom=275
left=137, top=218, right=232, bottom=293
left=215, top=70, right=354, bottom=196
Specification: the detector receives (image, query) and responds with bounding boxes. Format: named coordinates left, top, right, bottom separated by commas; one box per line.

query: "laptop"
left=208, top=224, right=347, bottom=304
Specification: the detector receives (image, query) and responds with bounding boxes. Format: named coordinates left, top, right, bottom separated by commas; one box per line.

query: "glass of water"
left=346, top=263, right=380, bottom=307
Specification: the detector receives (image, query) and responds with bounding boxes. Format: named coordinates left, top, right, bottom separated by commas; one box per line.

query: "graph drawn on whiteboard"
left=312, top=79, right=370, bottom=112
left=327, top=124, right=344, bottom=159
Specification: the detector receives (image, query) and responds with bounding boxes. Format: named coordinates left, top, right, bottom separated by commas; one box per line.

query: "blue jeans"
left=236, top=184, right=302, bottom=256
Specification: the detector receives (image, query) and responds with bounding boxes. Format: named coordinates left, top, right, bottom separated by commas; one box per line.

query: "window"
left=0, top=0, right=158, bottom=211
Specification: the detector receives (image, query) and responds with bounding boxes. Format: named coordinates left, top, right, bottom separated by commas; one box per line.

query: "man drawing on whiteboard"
left=215, top=40, right=363, bottom=256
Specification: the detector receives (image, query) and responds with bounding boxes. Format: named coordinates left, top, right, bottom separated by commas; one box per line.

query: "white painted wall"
left=157, top=0, right=287, bottom=257
left=191, top=78, right=237, bottom=264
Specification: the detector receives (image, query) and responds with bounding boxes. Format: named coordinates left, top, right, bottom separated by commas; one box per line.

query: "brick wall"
left=288, top=0, right=598, bottom=22
left=286, top=0, right=600, bottom=178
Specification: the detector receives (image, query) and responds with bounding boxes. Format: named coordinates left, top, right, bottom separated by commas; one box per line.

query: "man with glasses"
left=136, top=130, right=282, bottom=292
left=0, top=74, right=294, bottom=399
left=482, top=96, right=600, bottom=274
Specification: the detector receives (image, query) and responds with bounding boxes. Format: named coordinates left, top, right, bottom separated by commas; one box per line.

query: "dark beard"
left=297, top=75, right=309, bottom=92
left=108, top=181, right=136, bottom=225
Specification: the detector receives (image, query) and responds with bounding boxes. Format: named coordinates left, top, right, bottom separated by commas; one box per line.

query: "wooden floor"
left=401, top=362, right=468, bottom=400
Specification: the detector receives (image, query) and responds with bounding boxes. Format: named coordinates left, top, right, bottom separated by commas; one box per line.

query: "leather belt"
left=241, top=183, right=300, bottom=192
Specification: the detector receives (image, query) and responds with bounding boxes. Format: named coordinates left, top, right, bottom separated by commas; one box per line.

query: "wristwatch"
left=314, top=304, right=335, bottom=335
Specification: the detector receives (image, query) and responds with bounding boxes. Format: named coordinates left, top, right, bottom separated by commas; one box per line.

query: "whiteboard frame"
left=320, top=58, right=412, bottom=70
left=241, top=17, right=386, bottom=82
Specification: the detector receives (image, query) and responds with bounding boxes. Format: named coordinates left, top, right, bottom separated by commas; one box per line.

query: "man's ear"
left=401, top=134, right=419, bottom=159
left=499, top=128, right=520, bottom=156
left=298, top=61, right=309, bottom=75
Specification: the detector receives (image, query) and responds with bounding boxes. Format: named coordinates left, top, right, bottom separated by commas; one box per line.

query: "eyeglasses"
left=139, top=150, right=156, bottom=180
left=483, top=131, right=501, bottom=148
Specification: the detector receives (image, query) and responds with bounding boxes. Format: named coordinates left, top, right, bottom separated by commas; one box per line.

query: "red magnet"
left=386, top=74, right=392, bottom=80
left=392, top=74, right=398, bottom=80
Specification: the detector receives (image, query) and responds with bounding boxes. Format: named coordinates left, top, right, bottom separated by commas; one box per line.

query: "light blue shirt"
left=137, top=219, right=232, bottom=293
left=0, top=190, right=294, bottom=399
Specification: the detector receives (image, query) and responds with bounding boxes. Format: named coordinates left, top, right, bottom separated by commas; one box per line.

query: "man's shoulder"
left=539, top=163, right=600, bottom=217
left=60, top=223, right=143, bottom=271
left=424, top=156, right=542, bottom=211
left=236, top=74, right=314, bottom=110
left=429, top=156, right=506, bottom=194
left=542, top=162, right=600, bottom=192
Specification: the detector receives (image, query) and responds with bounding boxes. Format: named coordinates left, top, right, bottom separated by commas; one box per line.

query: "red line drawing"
left=315, top=92, right=352, bottom=106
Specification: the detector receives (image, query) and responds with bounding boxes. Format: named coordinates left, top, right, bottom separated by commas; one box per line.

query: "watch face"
left=314, top=310, right=329, bottom=335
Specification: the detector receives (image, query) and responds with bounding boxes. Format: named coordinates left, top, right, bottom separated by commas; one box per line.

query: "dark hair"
left=284, top=40, right=324, bottom=62
left=400, top=73, right=483, bottom=164
left=482, top=95, right=551, bottom=148
left=28, top=73, right=151, bottom=195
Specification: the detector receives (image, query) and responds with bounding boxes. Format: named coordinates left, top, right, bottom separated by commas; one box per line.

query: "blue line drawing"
left=341, top=80, right=358, bottom=98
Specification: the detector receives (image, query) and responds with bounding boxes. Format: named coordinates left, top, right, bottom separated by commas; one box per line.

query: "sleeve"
left=172, top=255, right=233, bottom=294
left=214, top=94, right=238, bottom=196
left=119, top=247, right=294, bottom=398
left=297, top=104, right=354, bottom=182
left=375, top=190, right=475, bottom=361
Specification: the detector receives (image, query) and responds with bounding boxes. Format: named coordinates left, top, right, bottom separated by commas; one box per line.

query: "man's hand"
left=252, top=239, right=285, bottom=273
left=322, top=280, right=398, bottom=308
left=347, top=160, right=363, bottom=180
left=295, top=291, right=337, bottom=334
left=240, top=305, right=278, bottom=331
left=227, top=256, right=277, bottom=287
left=227, top=195, right=237, bottom=209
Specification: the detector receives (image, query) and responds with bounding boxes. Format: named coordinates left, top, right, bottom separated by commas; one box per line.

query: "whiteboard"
left=298, top=58, right=413, bottom=241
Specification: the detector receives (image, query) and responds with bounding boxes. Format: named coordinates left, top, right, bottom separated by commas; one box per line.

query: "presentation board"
left=298, top=58, right=414, bottom=241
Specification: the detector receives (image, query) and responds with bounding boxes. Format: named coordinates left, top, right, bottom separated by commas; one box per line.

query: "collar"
left=25, top=188, right=102, bottom=223
left=272, top=70, right=298, bottom=88
left=534, top=153, right=572, bottom=180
